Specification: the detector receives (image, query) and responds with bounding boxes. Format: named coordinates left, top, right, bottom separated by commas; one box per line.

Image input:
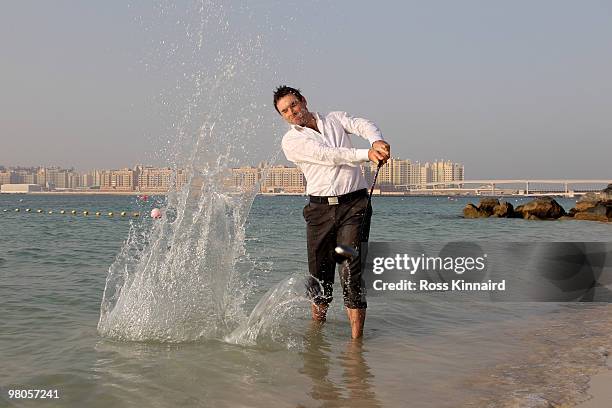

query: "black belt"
left=309, top=189, right=367, bottom=205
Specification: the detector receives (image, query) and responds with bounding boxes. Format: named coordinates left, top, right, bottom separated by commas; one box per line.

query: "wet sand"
left=576, top=358, right=612, bottom=408
left=459, top=304, right=612, bottom=407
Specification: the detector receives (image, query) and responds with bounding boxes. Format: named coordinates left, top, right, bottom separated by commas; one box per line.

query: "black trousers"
left=303, top=193, right=372, bottom=309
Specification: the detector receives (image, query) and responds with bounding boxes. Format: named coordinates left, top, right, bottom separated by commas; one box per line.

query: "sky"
left=1, top=0, right=611, bottom=179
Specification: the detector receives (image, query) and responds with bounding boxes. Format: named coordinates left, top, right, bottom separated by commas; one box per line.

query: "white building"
left=1, top=184, right=42, bottom=193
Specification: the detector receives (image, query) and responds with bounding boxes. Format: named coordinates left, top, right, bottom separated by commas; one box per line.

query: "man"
left=274, top=85, right=390, bottom=339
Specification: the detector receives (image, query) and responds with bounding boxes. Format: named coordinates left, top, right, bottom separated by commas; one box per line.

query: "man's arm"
left=335, top=111, right=391, bottom=162
left=282, top=133, right=370, bottom=167
left=283, top=133, right=389, bottom=167
left=335, top=111, right=382, bottom=143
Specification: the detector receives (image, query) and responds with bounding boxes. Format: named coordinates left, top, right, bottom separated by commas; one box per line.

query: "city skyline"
left=3, top=161, right=608, bottom=197
left=1, top=2, right=611, bottom=179
left=0, top=156, right=464, bottom=172
left=0, top=157, right=465, bottom=193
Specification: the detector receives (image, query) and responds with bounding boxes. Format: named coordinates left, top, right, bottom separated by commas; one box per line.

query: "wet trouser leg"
left=304, top=195, right=371, bottom=310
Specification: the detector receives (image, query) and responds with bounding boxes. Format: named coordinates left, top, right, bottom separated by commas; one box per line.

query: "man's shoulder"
left=281, top=127, right=300, bottom=141
left=321, top=111, right=351, bottom=125
left=324, top=111, right=349, bottom=119
left=281, top=127, right=303, bottom=149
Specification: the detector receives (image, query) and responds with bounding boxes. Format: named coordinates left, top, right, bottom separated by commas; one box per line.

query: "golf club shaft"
left=368, top=161, right=383, bottom=201
left=359, top=161, right=384, bottom=243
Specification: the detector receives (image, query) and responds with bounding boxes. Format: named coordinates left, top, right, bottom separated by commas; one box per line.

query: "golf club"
left=334, top=160, right=384, bottom=260
left=335, top=244, right=358, bottom=260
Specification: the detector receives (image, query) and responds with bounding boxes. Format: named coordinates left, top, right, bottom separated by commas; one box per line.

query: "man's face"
left=276, top=94, right=310, bottom=126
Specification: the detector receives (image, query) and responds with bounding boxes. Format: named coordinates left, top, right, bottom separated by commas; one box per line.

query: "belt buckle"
left=328, top=196, right=339, bottom=205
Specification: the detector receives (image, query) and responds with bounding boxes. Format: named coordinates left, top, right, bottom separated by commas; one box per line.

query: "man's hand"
left=369, top=141, right=390, bottom=165
left=372, top=140, right=390, bottom=156
left=368, top=148, right=389, bottom=165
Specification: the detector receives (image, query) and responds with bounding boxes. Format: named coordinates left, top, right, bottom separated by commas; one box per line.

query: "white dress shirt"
left=281, top=111, right=383, bottom=196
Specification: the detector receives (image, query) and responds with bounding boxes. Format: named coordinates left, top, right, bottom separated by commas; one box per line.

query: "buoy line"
left=1, top=209, right=141, bottom=218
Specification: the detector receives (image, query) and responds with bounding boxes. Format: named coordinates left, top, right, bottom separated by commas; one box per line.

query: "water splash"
left=225, top=273, right=310, bottom=346
left=97, top=157, right=255, bottom=341
left=97, top=0, right=272, bottom=342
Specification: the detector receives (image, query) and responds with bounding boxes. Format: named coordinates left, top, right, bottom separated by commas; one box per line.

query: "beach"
left=577, top=361, right=612, bottom=408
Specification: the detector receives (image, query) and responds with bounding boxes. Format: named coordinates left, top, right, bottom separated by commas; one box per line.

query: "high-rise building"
left=81, top=173, right=94, bottom=188
left=260, top=165, right=305, bottom=193
left=93, top=169, right=103, bottom=187
left=408, top=161, right=423, bottom=186
left=376, top=160, right=393, bottom=186
left=48, top=168, right=65, bottom=188
left=100, top=168, right=137, bottom=191
left=365, top=158, right=412, bottom=187
left=390, top=158, right=410, bottom=186
left=136, top=166, right=188, bottom=191
left=232, top=166, right=260, bottom=189
left=23, top=173, right=38, bottom=184
left=428, top=160, right=464, bottom=187
left=453, top=162, right=464, bottom=181
left=0, top=171, right=16, bottom=186
left=137, top=167, right=171, bottom=191
left=67, top=171, right=80, bottom=188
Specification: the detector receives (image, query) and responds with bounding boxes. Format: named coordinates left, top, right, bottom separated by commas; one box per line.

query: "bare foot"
left=311, top=303, right=328, bottom=322
left=345, top=307, right=366, bottom=339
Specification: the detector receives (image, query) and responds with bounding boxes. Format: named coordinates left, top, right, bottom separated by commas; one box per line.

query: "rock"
left=568, top=185, right=612, bottom=222
left=463, top=198, right=510, bottom=218
left=573, top=203, right=612, bottom=222
left=478, top=198, right=500, bottom=215
left=492, top=202, right=514, bottom=217
left=462, top=203, right=481, bottom=218
left=600, top=183, right=612, bottom=200
left=514, top=197, right=566, bottom=220
left=574, top=212, right=608, bottom=222
left=579, top=192, right=599, bottom=202
left=575, top=200, right=598, bottom=212
left=590, top=203, right=612, bottom=218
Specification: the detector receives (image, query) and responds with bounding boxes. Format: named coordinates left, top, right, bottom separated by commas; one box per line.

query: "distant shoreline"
left=26, top=191, right=165, bottom=196
left=0, top=191, right=585, bottom=199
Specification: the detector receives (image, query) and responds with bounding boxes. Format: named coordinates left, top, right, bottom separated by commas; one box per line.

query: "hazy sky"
left=1, top=1, right=611, bottom=179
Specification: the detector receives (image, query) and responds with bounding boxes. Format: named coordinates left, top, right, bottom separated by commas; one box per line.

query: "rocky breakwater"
left=463, top=197, right=565, bottom=220
left=463, top=198, right=515, bottom=219
left=463, top=184, right=612, bottom=222
left=569, top=184, right=612, bottom=222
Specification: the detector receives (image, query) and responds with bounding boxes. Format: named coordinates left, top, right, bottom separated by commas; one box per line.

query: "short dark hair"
left=273, top=85, right=304, bottom=114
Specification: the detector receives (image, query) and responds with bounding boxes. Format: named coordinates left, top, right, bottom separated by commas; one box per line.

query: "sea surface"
left=1, top=194, right=612, bottom=408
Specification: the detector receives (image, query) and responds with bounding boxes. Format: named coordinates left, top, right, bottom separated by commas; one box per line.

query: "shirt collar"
left=291, top=112, right=321, bottom=131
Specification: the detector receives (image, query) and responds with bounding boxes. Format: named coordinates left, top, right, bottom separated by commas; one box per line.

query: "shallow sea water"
left=1, top=194, right=612, bottom=407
